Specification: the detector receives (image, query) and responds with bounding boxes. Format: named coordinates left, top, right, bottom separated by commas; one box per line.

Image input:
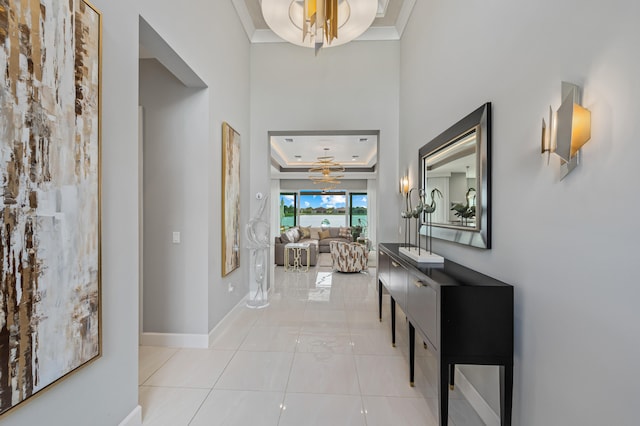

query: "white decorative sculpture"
left=245, top=195, right=270, bottom=308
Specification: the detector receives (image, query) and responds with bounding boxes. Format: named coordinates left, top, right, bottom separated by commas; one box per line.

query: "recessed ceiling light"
left=294, top=155, right=302, bottom=161
left=285, top=138, right=293, bottom=143
left=352, top=155, right=359, bottom=161
left=359, top=138, right=368, bottom=142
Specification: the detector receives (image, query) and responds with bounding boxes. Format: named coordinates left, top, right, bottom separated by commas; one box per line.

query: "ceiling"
left=270, top=132, right=378, bottom=172
left=232, top=0, right=416, bottom=43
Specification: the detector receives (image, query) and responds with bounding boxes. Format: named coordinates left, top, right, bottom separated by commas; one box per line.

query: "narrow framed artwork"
left=221, top=122, right=240, bottom=276
left=0, top=0, right=101, bottom=416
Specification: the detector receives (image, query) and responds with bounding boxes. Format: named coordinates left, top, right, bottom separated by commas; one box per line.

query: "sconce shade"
left=570, top=104, right=591, bottom=157
left=400, top=176, right=409, bottom=194
left=554, top=93, right=591, bottom=162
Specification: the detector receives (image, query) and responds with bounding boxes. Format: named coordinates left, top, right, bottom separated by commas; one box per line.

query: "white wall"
left=138, top=0, right=251, bottom=332
left=3, top=0, right=140, bottom=424
left=400, top=0, right=640, bottom=424
left=139, top=59, right=209, bottom=335
left=250, top=41, right=402, bottom=248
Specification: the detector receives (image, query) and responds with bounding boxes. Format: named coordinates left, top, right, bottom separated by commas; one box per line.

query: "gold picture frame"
left=222, top=122, right=240, bottom=276
left=0, top=0, right=101, bottom=416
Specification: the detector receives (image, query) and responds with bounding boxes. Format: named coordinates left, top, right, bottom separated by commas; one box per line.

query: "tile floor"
left=139, top=259, right=485, bottom=425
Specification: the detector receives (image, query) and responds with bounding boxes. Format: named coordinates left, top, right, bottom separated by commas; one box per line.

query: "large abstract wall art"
left=0, top=0, right=101, bottom=415
left=222, top=122, right=240, bottom=276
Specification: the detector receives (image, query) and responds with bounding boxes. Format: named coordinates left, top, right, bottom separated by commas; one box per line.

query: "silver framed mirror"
left=419, top=103, right=491, bottom=249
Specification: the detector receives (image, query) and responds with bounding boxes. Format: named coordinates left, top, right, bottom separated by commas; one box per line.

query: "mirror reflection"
left=418, top=102, right=491, bottom=249
left=423, top=128, right=479, bottom=229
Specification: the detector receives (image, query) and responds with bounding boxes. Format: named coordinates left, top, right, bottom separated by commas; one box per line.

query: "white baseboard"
left=208, top=293, right=249, bottom=346
left=119, top=405, right=142, bottom=426
left=455, top=367, right=500, bottom=426
left=139, top=294, right=250, bottom=349
left=140, top=332, right=209, bottom=348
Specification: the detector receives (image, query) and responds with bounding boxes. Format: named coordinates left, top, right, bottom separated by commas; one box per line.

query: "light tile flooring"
left=139, top=260, right=485, bottom=425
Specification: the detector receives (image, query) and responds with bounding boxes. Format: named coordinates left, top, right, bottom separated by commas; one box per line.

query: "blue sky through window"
left=351, top=194, right=367, bottom=208
left=301, top=194, right=346, bottom=209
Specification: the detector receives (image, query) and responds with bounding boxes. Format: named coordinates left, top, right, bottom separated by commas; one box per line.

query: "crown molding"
left=395, top=0, right=416, bottom=38
left=356, top=26, right=401, bottom=41
left=252, top=28, right=286, bottom=43
left=231, top=0, right=256, bottom=42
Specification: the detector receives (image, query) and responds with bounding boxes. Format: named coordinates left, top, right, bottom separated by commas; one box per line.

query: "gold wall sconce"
left=541, top=81, right=592, bottom=179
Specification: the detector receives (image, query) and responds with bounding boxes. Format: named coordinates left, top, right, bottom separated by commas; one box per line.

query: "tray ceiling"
left=270, top=132, right=378, bottom=177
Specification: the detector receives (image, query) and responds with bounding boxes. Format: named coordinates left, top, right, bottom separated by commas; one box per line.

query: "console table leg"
left=439, top=360, right=450, bottom=426
left=499, top=364, right=513, bottom=426
left=409, top=322, right=415, bottom=386
left=390, top=297, right=396, bottom=348
left=378, top=280, right=383, bottom=322
left=449, top=364, right=455, bottom=391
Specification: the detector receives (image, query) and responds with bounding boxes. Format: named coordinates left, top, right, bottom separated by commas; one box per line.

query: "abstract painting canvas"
left=0, top=0, right=101, bottom=415
left=222, top=122, right=240, bottom=276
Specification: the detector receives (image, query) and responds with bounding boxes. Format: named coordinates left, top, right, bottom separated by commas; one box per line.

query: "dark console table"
left=377, top=243, right=514, bottom=426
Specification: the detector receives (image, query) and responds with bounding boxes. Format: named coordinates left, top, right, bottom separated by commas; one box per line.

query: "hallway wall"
left=399, top=0, right=640, bottom=424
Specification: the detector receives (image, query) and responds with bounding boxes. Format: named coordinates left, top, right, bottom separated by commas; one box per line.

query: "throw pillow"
left=280, top=232, right=291, bottom=243
left=285, top=228, right=299, bottom=243
left=310, top=227, right=321, bottom=239
left=338, top=227, right=351, bottom=238
left=299, top=226, right=311, bottom=239
left=318, top=229, right=331, bottom=240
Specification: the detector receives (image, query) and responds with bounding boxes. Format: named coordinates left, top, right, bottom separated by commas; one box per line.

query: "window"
left=279, top=193, right=296, bottom=230
left=299, top=191, right=347, bottom=227
left=349, top=193, right=368, bottom=232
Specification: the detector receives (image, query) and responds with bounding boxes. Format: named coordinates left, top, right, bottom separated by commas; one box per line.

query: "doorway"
left=268, top=130, right=380, bottom=285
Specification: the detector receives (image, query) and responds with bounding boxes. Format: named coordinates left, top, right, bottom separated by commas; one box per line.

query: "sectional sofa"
left=274, top=226, right=353, bottom=266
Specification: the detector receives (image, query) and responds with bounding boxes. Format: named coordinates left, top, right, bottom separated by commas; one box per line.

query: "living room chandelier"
left=261, top=0, right=378, bottom=55
left=308, top=154, right=345, bottom=190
